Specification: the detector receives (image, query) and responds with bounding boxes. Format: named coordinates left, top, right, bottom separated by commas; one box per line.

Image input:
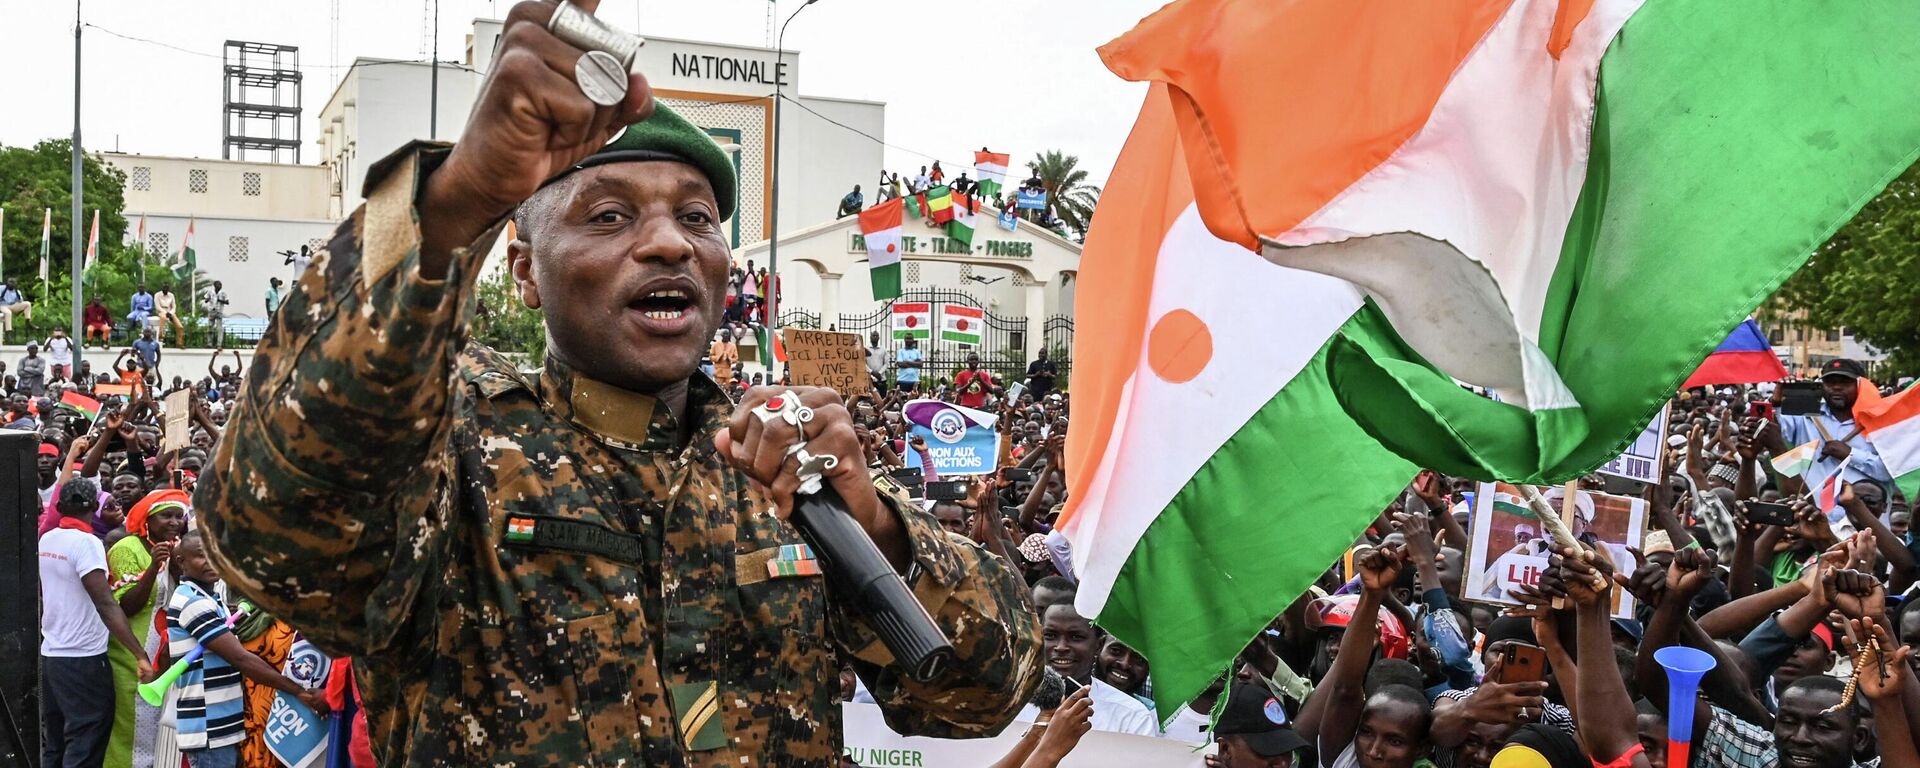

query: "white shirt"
left=1019, top=678, right=1160, bottom=737
left=39, top=527, right=109, bottom=657
left=44, top=336, right=73, bottom=366
left=1161, top=704, right=1213, bottom=744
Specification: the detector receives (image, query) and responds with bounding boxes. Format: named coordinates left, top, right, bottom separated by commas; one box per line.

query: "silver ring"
left=547, top=1, right=643, bottom=69
left=573, top=50, right=628, bottom=107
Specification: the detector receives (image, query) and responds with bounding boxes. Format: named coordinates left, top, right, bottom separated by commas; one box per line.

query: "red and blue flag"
left=1682, top=319, right=1788, bottom=389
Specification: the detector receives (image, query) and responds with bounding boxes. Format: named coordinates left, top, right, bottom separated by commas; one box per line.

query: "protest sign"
left=164, top=389, right=192, bottom=452
left=264, top=638, right=332, bottom=768
left=1465, top=482, right=1644, bottom=619
left=781, top=329, right=870, bottom=400
left=841, top=702, right=1206, bottom=767
left=1015, top=188, right=1048, bottom=210
left=900, top=399, right=1000, bottom=475
left=997, top=209, right=1019, bottom=231
left=1596, top=407, right=1670, bottom=484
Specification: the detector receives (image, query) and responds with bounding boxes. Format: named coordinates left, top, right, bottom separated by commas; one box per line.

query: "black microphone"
left=789, top=485, right=955, bottom=683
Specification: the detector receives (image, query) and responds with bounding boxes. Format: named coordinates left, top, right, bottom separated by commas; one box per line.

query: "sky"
left=2, top=0, right=1172, bottom=188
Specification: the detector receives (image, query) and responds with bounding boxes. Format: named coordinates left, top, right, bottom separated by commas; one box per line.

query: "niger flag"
left=1065, top=0, right=1920, bottom=718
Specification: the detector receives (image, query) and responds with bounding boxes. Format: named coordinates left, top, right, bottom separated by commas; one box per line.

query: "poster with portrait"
left=1464, top=482, right=1645, bottom=620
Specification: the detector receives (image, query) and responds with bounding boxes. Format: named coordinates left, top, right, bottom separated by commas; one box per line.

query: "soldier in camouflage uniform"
left=194, top=2, right=1043, bottom=764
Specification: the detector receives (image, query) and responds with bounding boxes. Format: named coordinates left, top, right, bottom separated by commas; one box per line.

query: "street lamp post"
left=767, top=0, right=818, bottom=369
left=71, top=0, right=85, bottom=369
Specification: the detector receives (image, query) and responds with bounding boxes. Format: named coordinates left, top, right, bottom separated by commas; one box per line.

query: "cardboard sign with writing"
left=781, top=329, right=870, bottom=399
left=164, top=389, right=192, bottom=452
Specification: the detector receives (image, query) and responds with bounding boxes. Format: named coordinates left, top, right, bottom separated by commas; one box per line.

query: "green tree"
left=0, top=138, right=136, bottom=334
left=473, top=270, right=547, bottom=364
left=1024, top=150, right=1102, bottom=240
left=1777, top=160, right=1920, bottom=377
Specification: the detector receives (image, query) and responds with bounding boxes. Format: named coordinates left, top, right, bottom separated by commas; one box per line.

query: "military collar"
left=536, top=357, right=730, bottom=453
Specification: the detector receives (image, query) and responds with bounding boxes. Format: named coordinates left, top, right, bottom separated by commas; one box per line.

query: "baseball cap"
left=38, top=443, right=59, bottom=457
left=1821, top=359, right=1867, bottom=381
left=1214, top=682, right=1309, bottom=758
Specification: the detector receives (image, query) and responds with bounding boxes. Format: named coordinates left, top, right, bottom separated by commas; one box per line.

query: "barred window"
left=189, top=169, right=208, bottom=194
left=905, top=262, right=922, bottom=284
left=129, top=166, right=151, bottom=191
left=228, top=235, right=249, bottom=262
left=148, top=232, right=170, bottom=256
left=242, top=172, right=262, bottom=197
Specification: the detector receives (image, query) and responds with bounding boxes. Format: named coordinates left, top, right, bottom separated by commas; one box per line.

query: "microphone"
left=789, top=484, right=955, bottom=683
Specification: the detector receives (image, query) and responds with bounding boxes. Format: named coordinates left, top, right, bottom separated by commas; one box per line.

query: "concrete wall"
left=105, top=154, right=331, bottom=221
left=1, top=345, right=255, bottom=387
left=777, top=96, right=886, bottom=240
left=112, top=214, right=338, bottom=327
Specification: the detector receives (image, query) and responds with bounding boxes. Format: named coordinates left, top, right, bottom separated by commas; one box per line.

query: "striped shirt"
left=167, top=581, right=245, bottom=750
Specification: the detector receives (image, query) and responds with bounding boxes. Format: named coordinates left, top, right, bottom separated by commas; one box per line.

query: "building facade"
left=734, top=207, right=1080, bottom=369
left=101, top=153, right=338, bottom=325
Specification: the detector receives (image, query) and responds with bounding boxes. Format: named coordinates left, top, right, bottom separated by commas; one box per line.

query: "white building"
left=101, top=153, right=338, bottom=324
left=316, top=19, right=884, bottom=250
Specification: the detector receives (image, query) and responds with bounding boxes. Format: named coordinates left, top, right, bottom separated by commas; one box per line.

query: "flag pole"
left=70, top=0, right=86, bottom=370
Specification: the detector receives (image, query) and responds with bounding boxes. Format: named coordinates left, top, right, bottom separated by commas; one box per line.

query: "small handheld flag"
left=1771, top=441, right=1820, bottom=478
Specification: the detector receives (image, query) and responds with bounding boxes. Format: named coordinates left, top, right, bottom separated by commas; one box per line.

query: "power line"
left=777, top=93, right=987, bottom=174
left=82, top=23, right=477, bottom=73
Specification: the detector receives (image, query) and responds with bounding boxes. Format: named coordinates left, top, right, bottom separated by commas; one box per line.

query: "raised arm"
left=1839, top=484, right=1914, bottom=589
left=198, top=145, right=504, bottom=656
left=1297, top=546, right=1399, bottom=767
left=1855, top=617, right=1920, bottom=768
left=1561, top=548, right=1649, bottom=768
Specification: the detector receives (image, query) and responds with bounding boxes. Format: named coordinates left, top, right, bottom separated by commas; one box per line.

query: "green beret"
left=547, top=103, right=738, bottom=221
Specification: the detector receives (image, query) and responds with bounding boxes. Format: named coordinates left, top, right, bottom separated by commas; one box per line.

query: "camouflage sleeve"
left=196, top=142, right=502, bottom=657
left=830, top=490, right=1045, bottom=738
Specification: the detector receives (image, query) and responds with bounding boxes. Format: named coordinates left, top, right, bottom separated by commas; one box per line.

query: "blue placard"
left=901, top=421, right=1001, bottom=476
left=265, top=639, right=332, bottom=768
left=997, top=209, right=1019, bottom=231
left=265, top=692, right=329, bottom=768
left=1015, top=189, right=1048, bottom=210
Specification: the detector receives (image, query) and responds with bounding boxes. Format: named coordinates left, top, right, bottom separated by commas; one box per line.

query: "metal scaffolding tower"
left=222, top=41, right=303, bottom=163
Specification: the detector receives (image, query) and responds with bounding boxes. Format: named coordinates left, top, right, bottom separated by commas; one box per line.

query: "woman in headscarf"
left=234, top=610, right=300, bottom=768
left=106, top=489, right=189, bottom=768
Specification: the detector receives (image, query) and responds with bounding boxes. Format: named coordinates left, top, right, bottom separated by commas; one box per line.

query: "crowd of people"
left=845, top=357, right=1920, bottom=768
left=837, top=154, right=1068, bottom=234
left=24, top=278, right=1920, bottom=768
left=22, top=357, right=381, bottom=767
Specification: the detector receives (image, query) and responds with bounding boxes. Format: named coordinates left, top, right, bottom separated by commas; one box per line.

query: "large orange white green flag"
left=1066, top=0, right=1920, bottom=716
left=1855, top=384, right=1920, bottom=503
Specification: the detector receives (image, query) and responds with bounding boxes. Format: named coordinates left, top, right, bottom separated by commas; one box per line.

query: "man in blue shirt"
left=895, top=335, right=924, bottom=394
left=126, top=284, right=156, bottom=331
left=131, top=329, right=163, bottom=375
left=0, top=279, right=30, bottom=343
left=1764, top=358, right=1893, bottom=492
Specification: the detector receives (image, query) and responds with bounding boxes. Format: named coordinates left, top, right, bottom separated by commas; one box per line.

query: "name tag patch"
left=499, top=514, right=645, bottom=563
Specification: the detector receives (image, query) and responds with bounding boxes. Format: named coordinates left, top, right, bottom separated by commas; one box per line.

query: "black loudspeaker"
left=0, top=429, right=41, bottom=763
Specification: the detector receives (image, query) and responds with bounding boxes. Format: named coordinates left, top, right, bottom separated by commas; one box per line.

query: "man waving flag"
left=1066, top=0, right=1920, bottom=717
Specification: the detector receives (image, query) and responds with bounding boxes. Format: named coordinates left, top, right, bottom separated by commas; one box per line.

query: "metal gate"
left=777, top=308, right=820, bottom=329
left=836, top=289, right=1028, bottom=388
left=1043, top=315, right=1074, bottom=385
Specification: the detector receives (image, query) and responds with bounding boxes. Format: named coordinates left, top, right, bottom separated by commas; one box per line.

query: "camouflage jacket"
left=197, top=144, right=1042, bottom=767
